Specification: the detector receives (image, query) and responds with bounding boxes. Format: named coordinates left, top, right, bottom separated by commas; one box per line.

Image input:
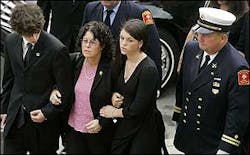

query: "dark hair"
left=114, top=19, right=149, bottom=73
left=75, top=21, right=114, bottom=61
left=121, top=19, right=148, bottom=52
left=209, top=1, right=249, bottom=20
left=9, top=4, right=45, bottom=36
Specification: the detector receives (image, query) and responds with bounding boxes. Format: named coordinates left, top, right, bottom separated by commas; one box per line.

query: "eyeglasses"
left=81, top=38, right=98, bottom=47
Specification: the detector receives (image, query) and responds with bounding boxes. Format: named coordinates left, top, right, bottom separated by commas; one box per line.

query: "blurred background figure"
left=235, top=9, right=249, bottom=64
left=37, top=1, right=90, bottom=53
left=160, top=1, right=205, bottom=33
left=209, top=0, right=249, bottom=57
left=177, top=0, right=249, bottom=74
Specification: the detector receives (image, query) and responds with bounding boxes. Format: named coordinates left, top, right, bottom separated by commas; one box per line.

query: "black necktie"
left=24, top=43, right=33, bottom=66
left=104, top=9, right=113, bottom=27
left=199, top=55, right=210, bottom=73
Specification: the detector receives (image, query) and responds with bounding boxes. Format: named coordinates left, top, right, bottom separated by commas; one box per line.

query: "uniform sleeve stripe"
left=174, top=106, right=181, bottom=111
left=173, top=106, right=181, bottom=113
left=173, top=109, right=181, bottom=113
left=221, top=137, right=240, bottom=147
left=222, top=134, right=240, bottom=144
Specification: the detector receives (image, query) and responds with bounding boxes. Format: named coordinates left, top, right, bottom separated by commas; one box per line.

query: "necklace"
left=84, top=61, right=96, bottom=80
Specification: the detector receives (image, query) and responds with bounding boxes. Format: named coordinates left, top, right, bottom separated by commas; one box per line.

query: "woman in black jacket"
left=49, top=21, right=117, bottom=154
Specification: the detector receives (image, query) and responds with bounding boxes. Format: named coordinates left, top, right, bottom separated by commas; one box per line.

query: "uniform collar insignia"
left=196, top=54, right=201, bottom=60
left=212, top=63, right=217, bottom=68
left=196, top=51, right=203, bottom=60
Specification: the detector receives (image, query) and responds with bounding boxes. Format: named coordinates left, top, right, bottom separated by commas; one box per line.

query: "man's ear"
left=221, top=33, right=228, bottom=42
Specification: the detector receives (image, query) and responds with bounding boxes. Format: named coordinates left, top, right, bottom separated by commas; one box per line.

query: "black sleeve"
left=218, top=67, right=250, bottom=152
left=172, top=43, right=188, bottom=122
left=41, top=46, right=74, bottom=119
left=0, top=38, right=14, bottom=114
left=140, top=9, right=162, bottom=86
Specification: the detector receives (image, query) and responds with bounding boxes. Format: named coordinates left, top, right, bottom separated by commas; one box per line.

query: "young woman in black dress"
left=100, top=19, right=168, bottom=154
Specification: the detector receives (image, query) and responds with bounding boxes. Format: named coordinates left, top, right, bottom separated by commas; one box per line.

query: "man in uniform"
left=81, top=0, right=162, bottom=86
left=172, top=7, right=249, bottom=154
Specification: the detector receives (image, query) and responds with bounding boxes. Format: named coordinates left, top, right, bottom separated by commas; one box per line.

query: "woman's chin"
left=121, top=51, right=127, bottom=55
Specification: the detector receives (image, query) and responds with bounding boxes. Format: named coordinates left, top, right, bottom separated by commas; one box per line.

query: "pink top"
left=68, top=62, right=97, bottom=133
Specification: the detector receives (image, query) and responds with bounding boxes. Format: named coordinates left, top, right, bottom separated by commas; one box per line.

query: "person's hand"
left=0, top=114, right=7, bottom=129
left=50, top=89, right=62, bottom=105
left=85, top=119, right=102, bottom=133
left=112, top=92, right=123, bottom=108
left=100, top=105, right=116, bottom=118
left=216, top=149, right=229, bottom=154
left=30, top=109, right=47, bottom=123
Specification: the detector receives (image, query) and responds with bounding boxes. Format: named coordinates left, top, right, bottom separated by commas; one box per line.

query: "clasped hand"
left=111, top=92, right=124, bottom=108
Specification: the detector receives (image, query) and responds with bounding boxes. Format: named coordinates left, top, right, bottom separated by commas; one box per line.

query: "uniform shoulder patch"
left=238, top=70, right=249, bottom=85
left=142, top=10, right=153, bottom=25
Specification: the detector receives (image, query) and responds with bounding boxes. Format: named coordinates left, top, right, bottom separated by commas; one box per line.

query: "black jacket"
left=1, top=31, right=74, bottom=138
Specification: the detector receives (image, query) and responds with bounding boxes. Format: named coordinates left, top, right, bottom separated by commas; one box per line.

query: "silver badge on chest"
left=212, top=88, right=219, bottom=94
left=212, top=77, right=221, bottom=95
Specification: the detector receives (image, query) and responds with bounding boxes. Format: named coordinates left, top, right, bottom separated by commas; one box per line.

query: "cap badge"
left=200, top=15, right=205, bottom=20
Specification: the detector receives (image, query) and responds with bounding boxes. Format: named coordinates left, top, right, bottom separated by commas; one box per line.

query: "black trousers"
left=65, top=126, right=111, bottom=154
left=4, top=111, right=59, bottom=154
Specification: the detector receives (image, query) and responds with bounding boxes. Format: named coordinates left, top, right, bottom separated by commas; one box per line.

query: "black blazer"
left=1, top=31, right=74, bottom=137
left=82, top=1, right=162, bottom=80
left=70, top=52, right=115, bottom=132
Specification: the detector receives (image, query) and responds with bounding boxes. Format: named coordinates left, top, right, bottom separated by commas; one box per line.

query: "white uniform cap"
left=193, top=7, right=236, bottom=34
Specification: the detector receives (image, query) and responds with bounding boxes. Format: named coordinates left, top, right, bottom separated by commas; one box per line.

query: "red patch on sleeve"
left=142, top=10, right=153, bottom=25
left=238, top=70, right=249, bottom=85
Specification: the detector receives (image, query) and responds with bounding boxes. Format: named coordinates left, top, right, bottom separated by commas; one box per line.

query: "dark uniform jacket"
left=1, top=31, right=74, bottom=139
left=172, top=41, right=249, bottom=154
left=81, top=1, right=162, bottom=81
